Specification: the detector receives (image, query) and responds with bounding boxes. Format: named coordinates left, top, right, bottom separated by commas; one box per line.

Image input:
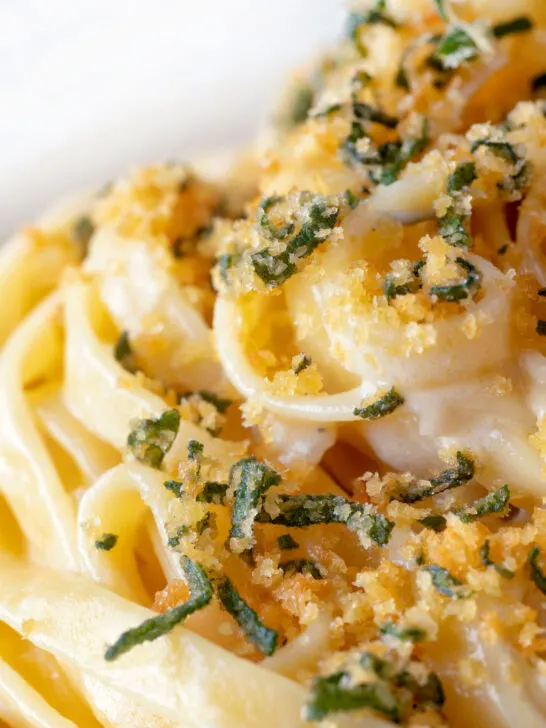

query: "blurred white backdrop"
left=0, top=0, right=343, bottom=237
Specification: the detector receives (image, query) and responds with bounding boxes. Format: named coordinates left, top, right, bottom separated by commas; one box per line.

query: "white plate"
left=0, top=0, right=344, bottom=238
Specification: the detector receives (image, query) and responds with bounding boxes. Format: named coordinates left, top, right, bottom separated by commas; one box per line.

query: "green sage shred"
left=187, top=440, right=204, bottom=461
left=480, top=539, right=515, bottom=579
left=72, top=216, right=95, bottom=254
left=95, top=533, right=118, bottom=551
left=429, top=27, right=478, bottom=71
left=196, top=481, right=228, bottom=505
left=281, top=559, right=323, bottom=580
left=164, top=479, right=183, bottom=498
left=384, top=260, right=424, bottom=301
left=288, top=84, right=314, bottom=126
left=419, top=515, right=447, bottom=532
left=306, top=650, right=444, bottom=722
left=353, top=102, right=398, bottom=129
left=277, top=534, right=299, bottom=550
left=529, top=546, right=546, bottom=594
left=454, top=484, right=510, bottom=523
left=216, top=252, right=239, bottom=280
left=216, top=577, right=278, bottom=655
left=105, top=557, right=212, bottom=661
left=447, top=162, right=477, bottom=194
left=396, top=451, right=474, bottom=503
left=127, top=409, right=180, bottom=468
left=429, top=257, right=482, bottom=302
left=113, top=330, right=136, bottom=373
left=251, top=195, right=339, bottom=288
left=229, top=457, right=281, bottom=549
left=424, top=564, right=467, bottom=598
left=492, top=16, right=533, bottom=39
left=293, top=353, right=312, bottom=375
left=433, top=0, right=448, bottom=21
left=344, top=189, right=360, bottom=209
left=380, top=621, right=427, bottom=642
left=306, top=671, right=400, bottom=722
left=353, top=387, right=404, bottom=420
left=256, top=493, right=394, bottom=547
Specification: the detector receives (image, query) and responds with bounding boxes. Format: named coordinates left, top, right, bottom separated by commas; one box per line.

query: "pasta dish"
left=4, top=0, right=546, bottom=725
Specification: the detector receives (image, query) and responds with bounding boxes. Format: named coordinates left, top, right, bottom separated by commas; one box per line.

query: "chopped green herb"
left=311, top=103, right=343, bottom=119
left=429, top=257, right=482, bottom=302
left=352, top=70, right=374, bottom=91
left=306, top=651, right=444, bottom=722
left=95, top=533, right=118, bottom=551
left=292, top=353, right=312, bottom=375
left=289, top=84, right=314, bottom=126
left=353, top=102, right=398, bottom=129
left=537, top=320, right=546, bottom=335
left=251, top=195, right=339, bottom=288
left=278, top=534, right=299, bottom=550
left=342, top=120, right=377, bottom=167
left=380, top=621, right=427, bottom=642
left=384, top=260, right=424, bottom=300
left=396, top=451, right=474, bottom=503
left=179, top=390, right=233, bottom=414
left=433, top=0, right=449, bottom=21
left=492, top=16, right=533, bottom=39
left=72, top=216, right=95, bottom=254
left=438, top=210, right=472, bottom=248
left=281, top=559, right=323, bottom=580
left=344, top=188, right=360, bottom=209
left=447, top=162, right=477, bottom=194
left=216, top=577, right=278, bottom=655
left=529, top=546, right=546, bottom=594
left=216, top=252, right=239, bottom=281
left=167, top=525, right=188, bottom=547
left=257, top=196, right=296, bottom=241
left=196, top=481, right=228, bottom=505
left=532, top=72, right=546, bottom=92
left=187, top=440, right=204, bottom=461
left=480, top=539, right=515, bottom=578
left=397, top=670, right=445, bottom=709
left=127, top=409, right=180, bottom=468
left=164, top=479, right=183, bottom=498
left=229, top=457, right=281, bottom=551
left=498, top=161, right=530, bottom=195
left=113, top=330, right=136, bottom=373
left=470, top=138, right=518, bottom=164
left=419, top=515, right=447, bottom=532
left=429, top=27, right=478, bottom=71
left=105, top=557, right=212, bottom=660
left=470, top=134, right=529, bottom=198
left=370, top=117, right=429, bottom=186
left=395, top=65, right=410, bottom=90
left=256, top=493, right=394, bottom=547
left=347, top=1, right=398, bottom=56
left=424, top=564, right=467, bottom=598
left=454, top=484, right=510, bottom=523
left=167, top=514, right=210, bottom=547
left=354, top=387, right=404, bottom=420
left=306, top=671, right=400, bottom=722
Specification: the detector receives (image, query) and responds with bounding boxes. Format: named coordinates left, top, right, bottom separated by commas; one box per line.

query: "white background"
left=0, top=0, right=344, bottom=237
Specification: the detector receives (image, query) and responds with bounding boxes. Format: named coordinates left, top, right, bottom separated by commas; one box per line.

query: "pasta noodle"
left=4, top=1, right=546, bottom=725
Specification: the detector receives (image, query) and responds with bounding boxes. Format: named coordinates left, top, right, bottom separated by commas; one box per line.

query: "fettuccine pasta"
left=3, top=1, right=546, bottom=726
